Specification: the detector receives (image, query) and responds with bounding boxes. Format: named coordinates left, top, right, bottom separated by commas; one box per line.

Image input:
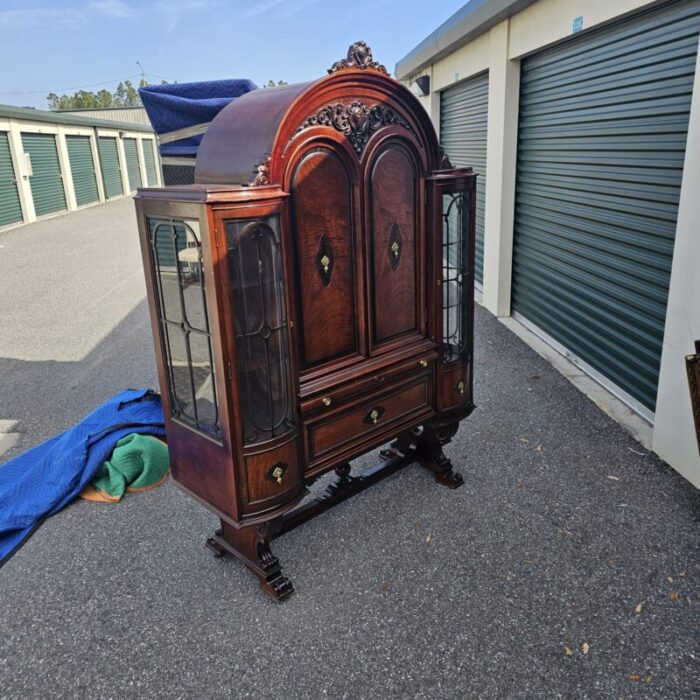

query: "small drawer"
left=439, top=364, right=470, bottom=411
left=243, top=436, right=300, bottom=510
left=306, top=375, right=433, bottom=465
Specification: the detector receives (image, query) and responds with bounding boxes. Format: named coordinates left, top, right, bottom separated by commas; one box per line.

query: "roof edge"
left=0, top=103, right=154, bottom=132
left=395, top=0, right=537, bottom=80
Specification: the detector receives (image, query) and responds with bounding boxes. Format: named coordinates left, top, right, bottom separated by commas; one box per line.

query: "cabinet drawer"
left=305, top=374, right=433, bottom=466
left=243, top=436, right=300, bottom=512
left=439, top=364, right=470, bottom=411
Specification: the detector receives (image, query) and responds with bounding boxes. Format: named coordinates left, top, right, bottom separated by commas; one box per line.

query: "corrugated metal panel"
left=59, top=107, right=151, bottom=126
left=66, top=135, right=99, bottom=206
left=21, top=133, right=66, bottom=217
left=142, top=139, right=158, bottom=186
left=512, top=0, right=700, bottom=413
left=0, top=132, right=23, bottom=227
left=123, top=137, right=142, bottom=191
left=98, top=136, right=123, bottom=199
left=440, top=71, right=488, bottom=284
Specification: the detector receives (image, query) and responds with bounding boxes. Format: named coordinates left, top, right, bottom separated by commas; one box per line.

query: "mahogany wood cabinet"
left=135, top=43, right=476, bottom=600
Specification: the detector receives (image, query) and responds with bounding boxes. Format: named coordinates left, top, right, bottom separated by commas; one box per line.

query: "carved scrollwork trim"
left=295, top=100, right=410, bottom=155
left=328, top=41, right=389, bottom=76
left=252, top=153, right=272, bottom=185
left=439, top=145, right=453, bottom=170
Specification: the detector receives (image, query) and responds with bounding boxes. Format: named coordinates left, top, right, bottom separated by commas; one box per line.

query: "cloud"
left=88, top=0, right=136, bottom=18
left=239, top=0, right=283, bottom=20
left=156, top=0, right=218, bottom=34
left=0, top=8, right=86, bottom=32
left=239, top=0, right=320, bottom=20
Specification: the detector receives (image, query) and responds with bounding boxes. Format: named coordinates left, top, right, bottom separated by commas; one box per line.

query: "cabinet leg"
left=413, top=422, right=464, bottom=489
left=206, top=519, right=294, bottom=602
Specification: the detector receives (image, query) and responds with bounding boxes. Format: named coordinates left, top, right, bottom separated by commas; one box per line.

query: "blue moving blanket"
left=0, top=389, right=165, bottom=566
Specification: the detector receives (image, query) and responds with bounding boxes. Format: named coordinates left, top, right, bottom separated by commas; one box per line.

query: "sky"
left=0, top=0, right=467, bottom=109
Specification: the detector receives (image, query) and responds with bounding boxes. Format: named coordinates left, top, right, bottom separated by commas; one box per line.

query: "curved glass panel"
left=442, top=191, right=471, bottom=362
left=226, top=216, right=295, bottom=445
left=147, top=217, right=220, bottom=437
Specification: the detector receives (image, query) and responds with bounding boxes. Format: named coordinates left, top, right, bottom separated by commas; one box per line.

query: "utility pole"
left=136, top=61, right=145, bottom=86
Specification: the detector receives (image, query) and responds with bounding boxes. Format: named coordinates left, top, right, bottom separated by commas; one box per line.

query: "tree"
left=263, top=80, right=288, bottom=88
left=46, top=78, right=169, bottom=110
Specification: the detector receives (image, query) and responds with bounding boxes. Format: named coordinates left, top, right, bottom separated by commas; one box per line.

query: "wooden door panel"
left=370, top=145, right=419, bottom=346
left=292, top=149, right=357, bottom=369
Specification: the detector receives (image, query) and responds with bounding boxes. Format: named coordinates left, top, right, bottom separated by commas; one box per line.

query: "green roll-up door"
left=21, top=133, right=66, bottom=217
left=124, top=137, right=142, bottom=191
left=512, top=1, right=700, bottom=414
left=142, top=139, right=158, bottom=186
left=0, top=132, right=23, bottom=228
left=98, top=136, right=123, bottom=199
left=440, top=71, right=488, bottom=285
left=66, top=135, right=99, bottom=206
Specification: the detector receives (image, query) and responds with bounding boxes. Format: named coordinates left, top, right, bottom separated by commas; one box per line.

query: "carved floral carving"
left=296, top=100, right=410, bottom=154
left=328, top=41, right=389, bottom=75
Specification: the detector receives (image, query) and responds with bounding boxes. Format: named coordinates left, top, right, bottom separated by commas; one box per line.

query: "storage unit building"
left=0, top=103, right=161, bottom=229
left=396, top=0, right=700, bottom=487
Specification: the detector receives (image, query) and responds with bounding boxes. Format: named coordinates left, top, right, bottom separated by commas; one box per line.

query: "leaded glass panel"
left=147, top=217, right=220, bottom=437
left=442, top=191, right=471, bottom=363
left=226, top=216, right=295, bottom=445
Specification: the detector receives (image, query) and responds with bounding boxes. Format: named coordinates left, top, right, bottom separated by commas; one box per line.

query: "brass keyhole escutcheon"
left=456, top=380, right=465, bottom=395
left=390, top=241, right=400, bottom=258
left=269, top=462, right=288, bottom=485
left=320, top=254, right=331, bottom=274
left=363, top=405, right=385, bottom=425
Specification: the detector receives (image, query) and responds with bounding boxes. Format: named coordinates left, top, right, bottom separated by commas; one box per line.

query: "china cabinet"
left=135, top=42, right=476, bottom=600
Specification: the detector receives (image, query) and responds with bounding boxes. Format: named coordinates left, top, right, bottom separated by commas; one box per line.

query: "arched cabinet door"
left=368, top=141, right=422, bottom=350
left=290, top=147, right=359, bottom=371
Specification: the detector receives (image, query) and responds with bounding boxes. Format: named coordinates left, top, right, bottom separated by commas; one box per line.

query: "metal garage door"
left=66, top=135, right=99, bottom=206
left=21, top=133, right=66, bottom=217
left=124, top=138, right=142, bottom=191
left=0, top=132, right=23, bottom=228
left=98, top=136, right=123, bottom=199
left=142, top=139, right=158, bottom=186
left=440, top=71, right=488, bottom=285
left=512, top=0, right=700, bottom=414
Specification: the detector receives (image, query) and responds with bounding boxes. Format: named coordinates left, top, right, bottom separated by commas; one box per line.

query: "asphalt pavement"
left=0, top=199, right=698, bottom=699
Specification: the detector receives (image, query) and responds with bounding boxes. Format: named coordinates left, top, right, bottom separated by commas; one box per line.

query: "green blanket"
left=80, top=433, right=169, bottom=502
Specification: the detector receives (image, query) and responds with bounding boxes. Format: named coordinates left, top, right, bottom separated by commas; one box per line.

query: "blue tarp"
left=0, top=389, right=165, bottom=566
left=139, top=79, right=257, bottom=157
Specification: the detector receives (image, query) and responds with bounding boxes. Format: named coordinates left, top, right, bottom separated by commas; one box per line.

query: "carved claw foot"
left=207, top=520, right=294, bottom=602
left=429, top=455, right=465, bottom=489
left=414, top=422, right=464, bottom=489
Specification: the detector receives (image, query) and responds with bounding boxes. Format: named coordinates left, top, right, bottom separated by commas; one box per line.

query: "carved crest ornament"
left=328, top=41, right=389, bottom=75
left=296, top=101, right=411, bottom=154
left=251, top=43, right=404, bottom=184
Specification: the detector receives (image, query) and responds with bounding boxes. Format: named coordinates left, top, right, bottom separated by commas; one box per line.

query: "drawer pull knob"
left=419, top=359, right=428, bottom=367
left=322, top=396, right=332, bottom=407
left=364, top=406, right=385, bottom=425
left=456, top=380, right=465, bottom=395
left=269, top=462, right=287, bottom=485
